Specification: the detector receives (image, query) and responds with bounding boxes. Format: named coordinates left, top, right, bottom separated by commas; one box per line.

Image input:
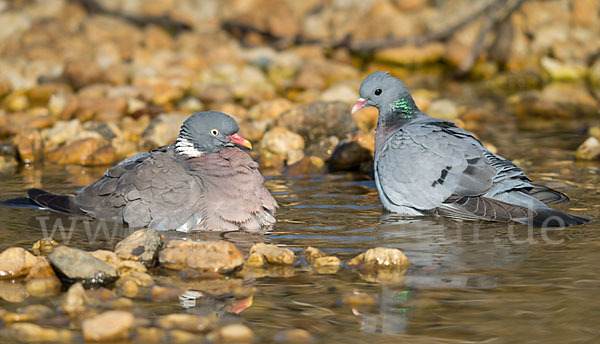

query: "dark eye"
left=374, top=89, right=382, bottom=96
left=210, top=129, right=219, bottom=136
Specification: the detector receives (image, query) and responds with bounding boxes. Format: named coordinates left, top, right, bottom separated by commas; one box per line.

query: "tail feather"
left=516, top=206, right=591, bottom=228
left=26, top=189, right=86, bottom=216
left=527, top=184, right=569, bottom=204
left=0, top=196, right=44, bottom=209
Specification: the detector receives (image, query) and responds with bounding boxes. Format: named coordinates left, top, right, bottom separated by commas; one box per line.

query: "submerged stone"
left=48, top=246, right=119, bottom=287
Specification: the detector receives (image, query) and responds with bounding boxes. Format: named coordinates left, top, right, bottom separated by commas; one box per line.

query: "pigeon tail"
left=27, top=188, right=86, bottom=217
left=516, top=206, right=591, bottom=228
left=0, top=196, right=43, bottom=210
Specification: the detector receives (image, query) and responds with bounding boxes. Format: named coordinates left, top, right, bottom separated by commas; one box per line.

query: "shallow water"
left=1, top=119, right=599, bottom=343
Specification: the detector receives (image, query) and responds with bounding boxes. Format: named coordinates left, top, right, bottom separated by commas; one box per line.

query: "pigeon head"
left=352, top=71, right=419, bottom=122
left=175, top=111, right=252, bottom=158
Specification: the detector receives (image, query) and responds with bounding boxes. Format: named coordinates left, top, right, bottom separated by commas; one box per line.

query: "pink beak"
left=228, top=133, right=252, bottom=150
left=351, top=98, right=368, bottom=114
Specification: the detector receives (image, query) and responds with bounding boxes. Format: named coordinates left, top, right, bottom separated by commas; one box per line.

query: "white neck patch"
left=175, top=138, right=203, bottom=158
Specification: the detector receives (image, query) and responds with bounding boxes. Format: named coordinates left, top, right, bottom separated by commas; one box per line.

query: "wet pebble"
left=135, top=327, right=167, bottom=344
left=8, top=323, right=72, bottom=343
left=156, top=313, right=216, bottom=333
left=151, top=284, right=185, bottom=302
left=0, top=280, right=28, bottom=303
left=341, top=290, right=377, bottom=307
left=114, top=228, right=163, bottom=267
left=303, top=246, right=326, bottom=263
left=348, top=247, right=410, bottom=269
left=60, top=283, right=90, bottom=317
left=31, top=238, right=60, bottom=256
left=0, top=247, right=38, bottom=279
left=25, top=257, right=61, bottom=296
left=159, top=240, right=244, bottom=273
left=249, top=243, right=295, bottom=265
left=274, top=328, right=314, bottom=343
left=312, top=256, right=341, bottom=274
left=82, top=310, right=134, bottom=342
left=218, top=324, right=254, bottom=343
left=48, top=246, right=119, bottom=287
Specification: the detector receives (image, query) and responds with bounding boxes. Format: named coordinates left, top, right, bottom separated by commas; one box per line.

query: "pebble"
left=276, top=101, right=357, bottom=144
left=156, top=313, right=216, bottom=333
left=260, top=127, right=305, bottom=157
left=249, top=243, right=295, bottom=265
left=25, top=257, right=61, bottom=296
left=348, top=247, right=410, bottom=269
left=114, top=228, right=163, bottom=267
left=427, top=99, right=460, bottom=120
left=135, top=327, right=167, bottom=344
left=575, top=137, right=600, bottom=160
left=138, top=113, right=188, bottom=151
left=45, top=137, right=116, bottom=166
left=218, top=324, right=254, bottom=343
left=31, top=238, right=60, bottom=256
left=0, top=247, right=38, bottom=279
left=327, top=140, right=372, bottom=172
left=15, top=129, right=43, bottom=164
left=60, top=283, right=89, bottom=317
left=82, top=310, right=134, bottom=342
left=274, top=328, right=314, bottom=343
left=48, top=246, right=119, bottom=287
left=312, top=256, right=341, bottom=274
left=159, top=240, right=244, bottom=273
left=302, top=246, right=326, bottom=263
left=8, top=323, right=72, bottom=343
left=0, top=280, right=28, bottom=303
left=151, top=284, right=184, bottom=302
left=374, top=43, right=445, bottom=65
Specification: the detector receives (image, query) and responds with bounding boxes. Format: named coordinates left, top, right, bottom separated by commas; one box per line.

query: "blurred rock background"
left=0, top=0, right=599, bottom=174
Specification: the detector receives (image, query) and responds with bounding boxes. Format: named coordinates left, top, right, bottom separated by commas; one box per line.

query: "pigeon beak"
left=351, top=98, right=368, bottom=114
left=228, top=133, right=253, bottom=150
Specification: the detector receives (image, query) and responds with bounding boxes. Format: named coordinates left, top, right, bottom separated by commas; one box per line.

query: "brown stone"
left=219, top=324, right=254, bottom=343
left=45, top=137, right=116, bottom=166
left=60, top=283, right=90, bottom=317
left=115, top=228, right=163, bottom=267
left=82, top=310, right=134, bottom=342
left=151, top=284, right=184, bottom=302
left=27, top=83, right=72, bottom=103
left=156, top=313, right=216, bottom=333
left=31, top=238, right=59, bottom=256
left=575, top=137, right=600, bottom=161
left=274, top=328, right=314, bottom=343
left=249, top=243, right=295, bottom=265
left=0, top=247, right=38, bottom=279
left=15, top=129, right=43, bottom=164
left=375, top=43, right=444, bottom=65
left=61, top=59, right=104, bottom=89
left=0, top=280, right=28, bottom=303
left=159, top=240, right=244, bottom=273
left=348, top=247, right=410, bottom=269
left=8, top=323, right=72, bottom=343
left=302, top=246, right=326, bottom=264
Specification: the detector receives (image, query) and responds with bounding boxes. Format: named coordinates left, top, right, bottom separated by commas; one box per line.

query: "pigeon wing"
left=75, top=146, right=203, bottom=231
left=375, top=120, right=497, bottom=211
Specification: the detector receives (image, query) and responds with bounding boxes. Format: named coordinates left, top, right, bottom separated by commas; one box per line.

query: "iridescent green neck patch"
left=393, top=99, right=414, bottom=119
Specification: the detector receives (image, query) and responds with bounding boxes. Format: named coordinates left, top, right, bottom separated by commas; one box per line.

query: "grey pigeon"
left=25, top=111, right=277, bottom=232
left=352, top=71, right=589, bottom=227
